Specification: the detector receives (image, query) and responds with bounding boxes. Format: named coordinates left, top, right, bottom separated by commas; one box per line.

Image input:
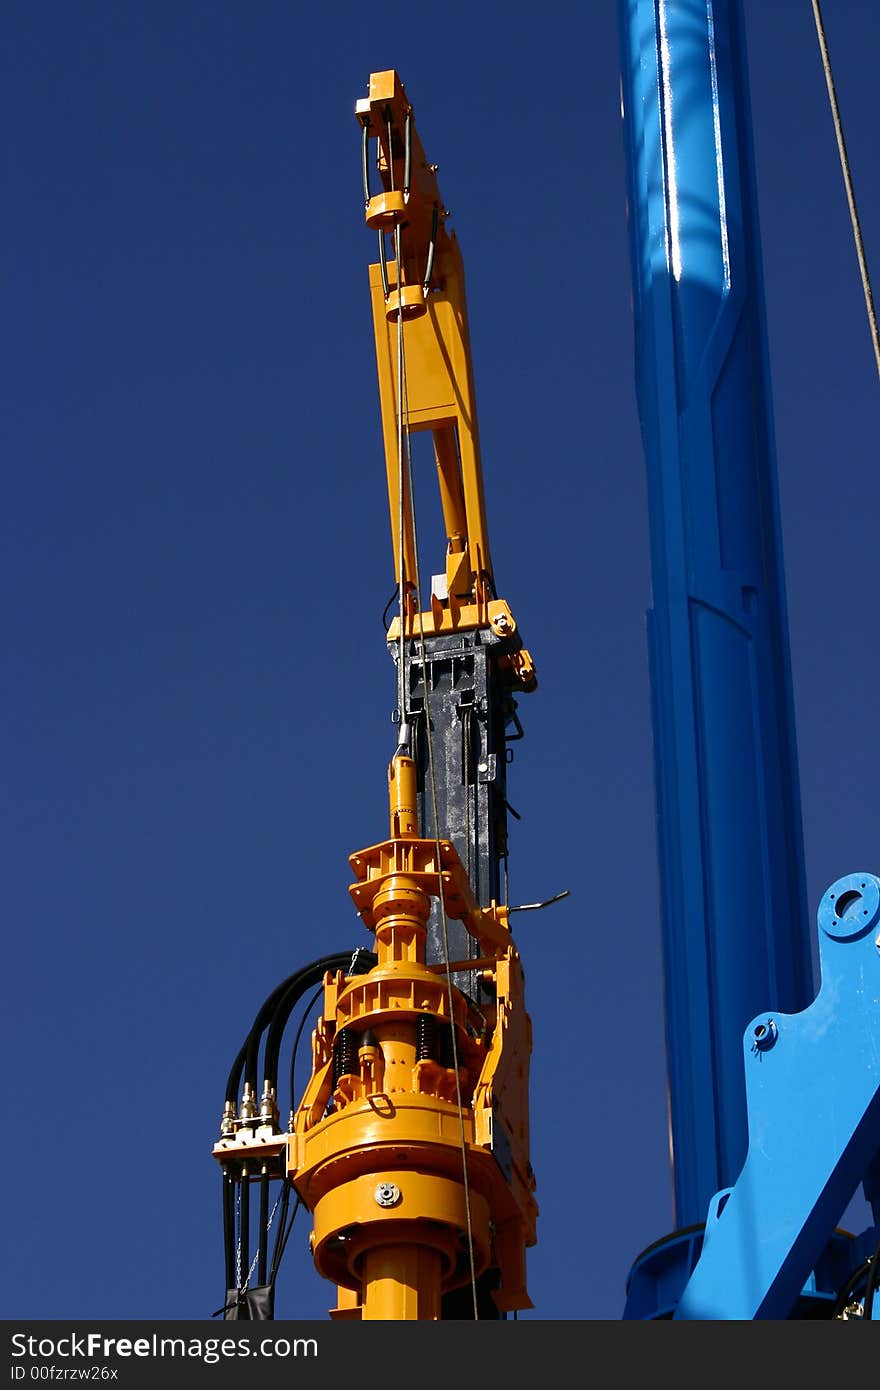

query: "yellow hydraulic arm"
left=358, top=70, right=534, bottom=689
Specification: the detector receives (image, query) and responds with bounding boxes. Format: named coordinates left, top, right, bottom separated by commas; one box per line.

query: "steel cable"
left=811, top=0, right=880, bottom=383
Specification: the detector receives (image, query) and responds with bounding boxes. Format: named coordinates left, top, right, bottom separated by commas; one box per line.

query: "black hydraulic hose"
left=260, top=959, right=349, bottom=1096
left=257, top=1171, right=269, bottom=1287
left=288, top=983, right=324, bottom=1117
left=381, top=586, right=397, bottom=632
left=864, top=1235, right=880, bottom=1320
left=239, top=1174, right=249, bottom=1289
left=385, top=109, right=394, bottom=191
left=269, top=1180, right=292, bottom=1286
left=378, top=227, right=390, bottom=298
left=832, top=1255, right=871, bottom=1316
left=262, top=948, right=376, bottom=1097
left=423, top=204, right=439, bottom=291
left=225, top=951, right=374, bottom=1108
left=222, top=1168, right=236, bottom=1293
left=225, top=970, right=307, bottom=1106
left=244, top=966, right=316, bottom=1100
left=272, top=1193, right=303, bottom=1281
left=220, top=946, right=376, bottom=1306
left=361, top=119, right=371, bottom=204
left=403, top=108, right=412, bottom=196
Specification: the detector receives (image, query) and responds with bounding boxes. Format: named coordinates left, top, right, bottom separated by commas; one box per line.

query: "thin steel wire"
left=811, top=0, right=880, bottom=382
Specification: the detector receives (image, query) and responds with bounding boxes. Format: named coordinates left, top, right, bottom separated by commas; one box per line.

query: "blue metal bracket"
left=672, top=873, right=880, bottom=1319
left=623, top=1220, right=868, bottom=1319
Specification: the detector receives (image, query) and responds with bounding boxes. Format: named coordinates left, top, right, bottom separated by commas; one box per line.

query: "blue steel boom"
left=618, top=0, right=879, bottom=1319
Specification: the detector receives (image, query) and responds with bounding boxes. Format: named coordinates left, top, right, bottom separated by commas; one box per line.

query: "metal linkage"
left=673, top=873, right=880, bottom=1319
left=625, top=873, right=880, bottom=1321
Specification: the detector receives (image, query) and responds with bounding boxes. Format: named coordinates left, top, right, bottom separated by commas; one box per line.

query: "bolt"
left=751, top=1018, right=778, bottom=1053
left=493, top=613, right=512, bottom=633
left=374, top=1181, right=401, bottom=1208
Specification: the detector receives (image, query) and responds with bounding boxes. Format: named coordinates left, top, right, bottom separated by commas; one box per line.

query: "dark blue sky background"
left=4, top=2, right=878, bottom=1320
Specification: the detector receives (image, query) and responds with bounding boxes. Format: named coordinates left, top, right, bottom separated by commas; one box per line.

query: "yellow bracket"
left=349, top=835, right=512, bottom=954
left=387, top=596, right=537, bottom=692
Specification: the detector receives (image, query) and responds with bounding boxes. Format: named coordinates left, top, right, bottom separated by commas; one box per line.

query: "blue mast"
left=617, top=0, right=815, bottom=1237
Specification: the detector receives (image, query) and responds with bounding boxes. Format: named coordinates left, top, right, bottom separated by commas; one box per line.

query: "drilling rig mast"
left=213, top=69, right=544, bottom=1322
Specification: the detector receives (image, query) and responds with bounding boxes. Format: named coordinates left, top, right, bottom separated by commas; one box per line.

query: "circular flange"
left=365, top=190, right=406, bottom=229
left=385, top=284, right=426, bottom=320
left=818, top=873, right=880, bottom=942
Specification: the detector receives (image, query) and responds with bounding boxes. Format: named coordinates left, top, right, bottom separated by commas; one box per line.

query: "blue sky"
left=4, top=2, right=878, bottom=1320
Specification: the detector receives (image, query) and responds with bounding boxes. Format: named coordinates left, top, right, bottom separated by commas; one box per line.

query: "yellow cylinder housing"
left=365, top=189, right=407, bottom=229
left=310, top=1169, right=491, bottom=1294
left=384, top=283, right=426, bottom=320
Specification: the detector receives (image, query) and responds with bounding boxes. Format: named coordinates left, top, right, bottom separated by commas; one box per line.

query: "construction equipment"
left=618, top=0, right=879, bottom=1318
left=212, top=70, right=544, bottom=1321
left=211, top=6, right=879, bottom=1321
